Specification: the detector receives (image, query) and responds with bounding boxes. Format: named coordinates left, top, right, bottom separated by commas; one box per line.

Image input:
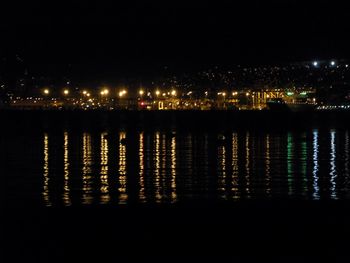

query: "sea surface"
left=2, top=128, right=350, bottom=206
left=1, top=111, right=350, bottom=262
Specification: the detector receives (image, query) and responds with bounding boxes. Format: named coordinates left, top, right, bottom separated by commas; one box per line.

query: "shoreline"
left=1, top=108, right=350, bottom=131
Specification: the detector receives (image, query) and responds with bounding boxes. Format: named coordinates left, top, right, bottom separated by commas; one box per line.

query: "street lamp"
left=100, top=89, right=109, bottom=96
left=139, top=89, right=144, bottom=96
left=171, top=89, right=177, bottom=96
left=63, top=89, right=69, bottom=95
left=155, top=90, right=160, bottom=96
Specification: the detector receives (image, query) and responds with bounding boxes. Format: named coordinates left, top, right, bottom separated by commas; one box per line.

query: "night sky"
left=1, top=0, right=350, bottom=79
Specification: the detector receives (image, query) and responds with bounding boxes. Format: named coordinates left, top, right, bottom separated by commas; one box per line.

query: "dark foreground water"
left=1, top=111, right=350, bottom=262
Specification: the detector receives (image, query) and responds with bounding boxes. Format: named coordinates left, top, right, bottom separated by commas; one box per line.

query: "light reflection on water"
left=100, top=132, right=110, bottom=204
left=82, top=133, right=93, bottom=205
left=312, top=130, right=320, bottom=200
left=42, top=133, right=51, bottom=206
left=330, top=130, right=337, bottom=199
left=25, top=129, right=350, bottom=206
left=118, top=132, right=127, bottom=204
left=63, top=132, right=71, bottom=206
left=231, top=133, right=239, bottom=199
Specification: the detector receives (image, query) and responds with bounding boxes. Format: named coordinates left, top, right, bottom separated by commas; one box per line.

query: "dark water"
left=2, top=112, right=350, bottom=262
left=2, top=128, right=350, bottom=206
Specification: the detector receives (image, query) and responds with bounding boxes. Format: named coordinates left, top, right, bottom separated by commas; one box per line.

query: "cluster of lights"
left=119, top=89, right=127, bottom=97
left=82, top=90, right=91, bottom=97
left=312, top=60, right=337, bottom=67
left=100, top=89, right=109, bottom=96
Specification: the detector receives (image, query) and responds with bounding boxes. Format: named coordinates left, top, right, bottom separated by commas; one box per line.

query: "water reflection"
left=312, top=130, right=320, bottom=200
left=245, top=132, right=251, bottom=198
left=37, top=129, right=350, bottom=206
left=287, top=133, right=294, bottom=196
left=170, top=136, right=177, bottom=202
left=118, top=132, right=128, bottom=204
left=82, top=133, right=93, bottom=204
left=139, top=132, right=146, bottom=202
left=345, top=131, right=350, bottom=189
left=42, top=133, right=51, bottom=206
left=63, top=132, right=71, bottom=206
left=330, top=130, right=337, bottom=199
left=231, top=133, right=239, bottom=199
left=265, top=134, right=271, bottom=196
left=154, top=132, right=161, bottom=202
left=100, top=132, right=110, bottom=204
left=300, top=134, right=308, bottom=195
left=217, top=143, right=227, bottom=199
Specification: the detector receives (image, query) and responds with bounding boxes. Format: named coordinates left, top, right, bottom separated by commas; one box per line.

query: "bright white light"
left=313, top=61, right=318, bottom=66
left=139, top=90, right=144, bottom=96
left=331, top=61, right=336, bottom=66
left=63, top=89, right=69, bottom=95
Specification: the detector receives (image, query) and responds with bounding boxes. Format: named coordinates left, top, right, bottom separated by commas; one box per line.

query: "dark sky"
left=1, top=0, right=350, bottom=78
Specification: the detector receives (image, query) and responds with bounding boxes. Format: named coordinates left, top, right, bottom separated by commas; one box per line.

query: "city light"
left=313, top=61, right=318, bottom=67
left=171, top=90, right=177, bottom=96
left=330, top=61, right=336, bottom=66
left=119, top=89, right=127, bottom=97
left=82, top=90, right=87, bottom=95
left=246, top=92, right=250, bottom=96
left=100, top=89, right=109, bottom=96
left=63, top=89, right=69, bottom=95
left=139, top=89, right=144, bottom=96
left=155, top=90, right=160, bottom=96
left=43, top=89, right=49, bottom=95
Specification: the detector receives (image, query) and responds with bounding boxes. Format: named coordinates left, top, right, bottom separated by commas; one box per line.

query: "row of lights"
left=42, top=88, right=178, bottom=98
left=312, top=60, right=349, bottom=67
